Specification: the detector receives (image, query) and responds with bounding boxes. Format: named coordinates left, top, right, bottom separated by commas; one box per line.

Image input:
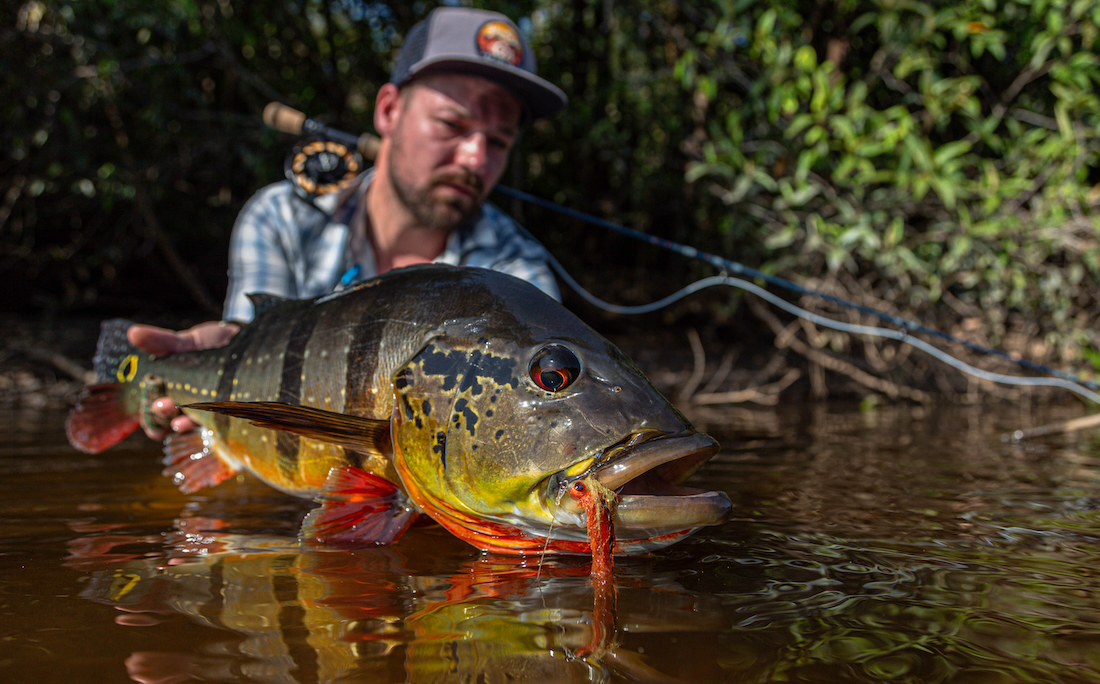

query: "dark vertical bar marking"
left=212, top=320, right=265, bottom=434
left=273, top=314, right=320, bottom=470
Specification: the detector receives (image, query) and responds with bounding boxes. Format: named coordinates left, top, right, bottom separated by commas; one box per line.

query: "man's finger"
left=181, top=321, right=240, bottom=351
left=170, top=415, right=198, bottom=433
left=127, top=324, right=187, bottom=356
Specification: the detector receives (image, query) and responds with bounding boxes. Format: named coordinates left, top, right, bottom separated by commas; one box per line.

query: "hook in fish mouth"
left=553, top=430, right=731, bottom=539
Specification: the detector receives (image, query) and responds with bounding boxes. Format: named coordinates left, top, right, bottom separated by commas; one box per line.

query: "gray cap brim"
left=405, top=58, right=567, bottom=120
left=391, top=8, right=568, bottom=121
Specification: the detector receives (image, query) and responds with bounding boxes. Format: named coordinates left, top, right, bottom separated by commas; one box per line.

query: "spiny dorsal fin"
left=185, top=401, right=391, bottom=456
left=246, top=292, right=288, bottom=318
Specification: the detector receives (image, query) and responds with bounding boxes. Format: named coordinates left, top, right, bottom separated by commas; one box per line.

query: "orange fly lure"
left=568, top=475, right=618, bottom=658
left=568, top=476, right=617, bottom=583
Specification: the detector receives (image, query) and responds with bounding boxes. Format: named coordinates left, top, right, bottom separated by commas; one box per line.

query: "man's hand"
left=127, top=321, right=240, bottom=440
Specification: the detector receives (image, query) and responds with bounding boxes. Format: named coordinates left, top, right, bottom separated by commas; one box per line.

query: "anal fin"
left=161, top=428, right=239, bottom=494
left=301, top=466, right=418, bottom=546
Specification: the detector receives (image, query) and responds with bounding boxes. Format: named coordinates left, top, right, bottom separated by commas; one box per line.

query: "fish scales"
left=68, top=264, right=732, bottom=554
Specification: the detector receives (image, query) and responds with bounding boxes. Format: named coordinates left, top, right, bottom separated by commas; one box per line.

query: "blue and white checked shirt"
left=223, top=170, right=560, bottom=322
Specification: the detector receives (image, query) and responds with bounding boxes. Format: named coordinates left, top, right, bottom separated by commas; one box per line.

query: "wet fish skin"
left=68, top=264, right=731, bottom=553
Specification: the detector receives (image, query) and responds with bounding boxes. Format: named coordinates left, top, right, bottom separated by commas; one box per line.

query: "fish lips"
left=557, top=431, right=732, bottom=538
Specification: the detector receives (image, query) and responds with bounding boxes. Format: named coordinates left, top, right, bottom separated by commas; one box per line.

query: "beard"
left=388, top=154, right=485, bottom=232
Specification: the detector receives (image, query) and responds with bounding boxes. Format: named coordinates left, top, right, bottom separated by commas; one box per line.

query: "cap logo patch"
left=475, top=20, right=523, bottom=67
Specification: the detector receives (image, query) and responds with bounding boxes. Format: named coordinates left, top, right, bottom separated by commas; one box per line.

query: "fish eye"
left=528, top=345, right=581, bottom=392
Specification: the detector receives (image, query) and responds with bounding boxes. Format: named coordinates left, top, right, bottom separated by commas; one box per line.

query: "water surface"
left=2, top=401, right=1099, bottom=683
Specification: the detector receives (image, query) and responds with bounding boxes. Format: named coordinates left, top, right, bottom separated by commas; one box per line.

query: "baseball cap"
left=390, top=7, right=568, bottom=120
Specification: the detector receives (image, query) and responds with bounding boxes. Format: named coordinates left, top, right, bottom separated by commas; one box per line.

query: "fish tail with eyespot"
left=66, top=319, right=142, bottom=454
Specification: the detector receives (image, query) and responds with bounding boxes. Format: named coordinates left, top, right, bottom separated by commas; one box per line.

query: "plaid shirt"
left=223, top=170, right=560, bottom=322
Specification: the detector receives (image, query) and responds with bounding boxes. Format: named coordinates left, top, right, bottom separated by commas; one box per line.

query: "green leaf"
left=933, top=139, right=973, bottom=167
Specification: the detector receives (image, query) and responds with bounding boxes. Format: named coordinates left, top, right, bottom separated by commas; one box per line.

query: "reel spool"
left=284, top=137, right=363, bottom=198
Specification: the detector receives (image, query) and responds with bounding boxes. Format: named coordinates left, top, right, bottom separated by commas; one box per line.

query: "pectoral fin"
left=301, top=465, right=418, bottom=545
left=185, top=401, right=391, bottom=456
left=162, top=428, right=239, bottom=494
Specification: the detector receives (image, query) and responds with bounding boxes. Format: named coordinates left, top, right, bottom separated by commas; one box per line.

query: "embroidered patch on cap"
left=475, top=20, right=524, bottom=66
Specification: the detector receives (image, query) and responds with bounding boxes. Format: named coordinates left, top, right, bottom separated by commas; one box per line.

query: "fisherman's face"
left=387, top=73, right=522, bottom=231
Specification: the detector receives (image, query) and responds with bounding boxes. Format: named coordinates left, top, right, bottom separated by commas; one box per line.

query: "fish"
left=67, top=264, right=731, bottom=555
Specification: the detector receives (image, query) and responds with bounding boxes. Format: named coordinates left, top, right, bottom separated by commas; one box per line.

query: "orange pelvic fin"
left=301, top=465, right=418, bottom=545
left=162, top=429, right=238, bottom=494
left=67, top=383, right=141, bottom=454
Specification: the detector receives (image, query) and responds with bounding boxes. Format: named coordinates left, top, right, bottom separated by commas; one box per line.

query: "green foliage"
left=677, top=0, right=1100, bottom=365
left=514, top=0, right=709, bottom=295
left=1, top=0, right=417, bottom=312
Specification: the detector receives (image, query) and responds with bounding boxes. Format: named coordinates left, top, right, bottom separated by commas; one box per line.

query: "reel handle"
left=263, top=102, right=380, bottom=160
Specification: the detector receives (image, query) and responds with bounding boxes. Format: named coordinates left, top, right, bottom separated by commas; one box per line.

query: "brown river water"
left=1, top=400, right=1099, bottom=683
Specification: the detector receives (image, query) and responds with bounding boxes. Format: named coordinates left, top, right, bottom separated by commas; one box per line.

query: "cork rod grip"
left=263, top=102, right=380, bottom=160
left=263, top=102, right=307, bottom=135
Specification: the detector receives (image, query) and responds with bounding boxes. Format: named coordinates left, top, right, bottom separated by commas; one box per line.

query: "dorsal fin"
left=246, top=292, right=288, bottom=318
left=184, top=401, right=391, bottom=456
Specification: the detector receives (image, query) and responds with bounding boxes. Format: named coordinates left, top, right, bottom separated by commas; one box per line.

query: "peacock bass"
left=67, top=265, right=731, bottom=555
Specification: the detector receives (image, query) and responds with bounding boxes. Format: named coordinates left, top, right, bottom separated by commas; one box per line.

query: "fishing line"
left=263, top=104, right=1099, bottom=400
left=553, top=259, right=1100, bottom=405
left=495, top=185, right=1100, bottom=402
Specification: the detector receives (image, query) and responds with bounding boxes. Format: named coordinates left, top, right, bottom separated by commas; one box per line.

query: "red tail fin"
left=67, top=383, right=140, bottom=454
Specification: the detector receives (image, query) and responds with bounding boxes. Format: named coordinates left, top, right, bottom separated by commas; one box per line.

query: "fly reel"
left=284, top=137, right=363, bottom=198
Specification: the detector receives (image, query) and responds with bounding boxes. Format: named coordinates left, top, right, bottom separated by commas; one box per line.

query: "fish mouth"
left=556, top=430, right=731, bottom=540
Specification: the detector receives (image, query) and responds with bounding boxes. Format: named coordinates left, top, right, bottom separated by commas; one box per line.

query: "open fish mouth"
left=559, top=431, right=731, bottom=539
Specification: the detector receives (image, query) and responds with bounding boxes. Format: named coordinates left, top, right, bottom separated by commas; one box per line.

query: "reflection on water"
left=2, top=401, right=1100, bottom=682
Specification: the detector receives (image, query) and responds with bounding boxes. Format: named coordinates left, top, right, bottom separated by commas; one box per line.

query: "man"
left=131, top=6, right=567, bottom=438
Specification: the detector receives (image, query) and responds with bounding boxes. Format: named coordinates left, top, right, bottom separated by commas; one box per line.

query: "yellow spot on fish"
left=116, top=355, right=139, bottom=383
left=565, top=458, right=595, bottom=478
left=201, top=389, right=209, bottom=397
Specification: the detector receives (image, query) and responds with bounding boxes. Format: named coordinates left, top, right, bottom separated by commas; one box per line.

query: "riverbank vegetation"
left=5, top=0, right=1099, bottom=403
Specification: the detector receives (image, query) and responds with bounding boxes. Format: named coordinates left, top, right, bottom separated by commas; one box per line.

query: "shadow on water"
left=2, top=400, right=1100, bottom=682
